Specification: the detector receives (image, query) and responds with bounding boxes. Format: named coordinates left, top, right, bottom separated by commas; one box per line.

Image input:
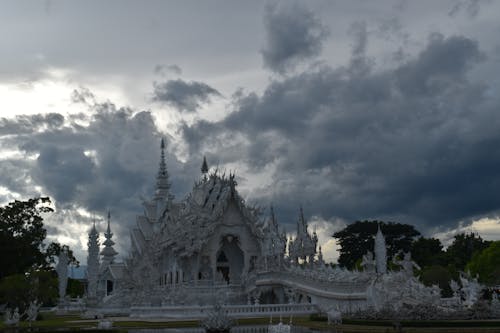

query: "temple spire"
left=201, top=156, right=208, bottom=181
left=155, top=138, right=172, bottom=200
left=270, top=204, right=277, bottom=226
left=375, top=223, right=387, bottom=274
left=100, top=211, right=118, bottom=267
left=298, top=206, right=306, bottom=236
left=87, top=218, right=100, bottom=298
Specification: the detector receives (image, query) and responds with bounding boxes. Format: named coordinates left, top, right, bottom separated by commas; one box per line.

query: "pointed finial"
left=105, top=211, right=113, bottom=238
left=299, top=206, right=306, bottom=225
left=201, top=156, right=208, bottom=174
left=155, top=137, right=172, bottom=200
left=201, top=156, right=209, bottom=181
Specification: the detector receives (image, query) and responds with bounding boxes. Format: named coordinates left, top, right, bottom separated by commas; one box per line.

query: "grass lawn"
left=1, top=312, right=500, bottom=332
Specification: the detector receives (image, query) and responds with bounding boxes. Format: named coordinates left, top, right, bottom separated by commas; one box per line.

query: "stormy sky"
left=1, top=0, right=500, bottom=263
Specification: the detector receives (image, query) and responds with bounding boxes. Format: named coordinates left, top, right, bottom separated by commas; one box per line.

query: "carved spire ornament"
left=155, top=138, right=172, bottom=201
left=100, top=211, right=118, bottom=267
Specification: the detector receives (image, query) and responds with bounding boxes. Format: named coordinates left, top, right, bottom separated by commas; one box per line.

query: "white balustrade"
left=130, top=303, right=318, bottom=319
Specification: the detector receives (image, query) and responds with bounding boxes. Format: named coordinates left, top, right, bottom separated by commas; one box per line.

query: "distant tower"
left=317, top=246, right=325, bottom=266
left=86, top=220, right=100, bottom=298
left=374, top=224, right=387, bottom=274
left=201, top=156, right=209, bottom=181
left=155, top=138, right=173, bottom=201
left=100, top=211, right=118, bottom=267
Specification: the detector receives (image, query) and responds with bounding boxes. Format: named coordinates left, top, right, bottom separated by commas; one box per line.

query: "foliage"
left=410, top=237, right=445, bottom=268
left=0, top=197, right=53, bottom=279
left=419, top=265, right=457, bottom=297
left=0, top=270, right=58, bottom=311
left=0, top=197, right=80, bottom=308
left=46, top=242, right=79, bottom=267
left=445, top=232, right=491, bottom=271
left=466, top=241, right=500, bottom=285
left=333, top=220, right=421, bottom=269
left=67, top=278, right=85, bottom=298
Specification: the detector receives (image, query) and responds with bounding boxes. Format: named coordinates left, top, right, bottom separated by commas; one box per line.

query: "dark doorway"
left=216, top=251, right=230, bottom=283
left=106, top=280, right=114, bottom=295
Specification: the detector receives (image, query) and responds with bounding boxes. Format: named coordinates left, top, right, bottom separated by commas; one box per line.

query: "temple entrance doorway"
left=216, top=251, right=230, bottom=283
left=216, top=235, right=244, bottom=284
left=106, top=280, right=113, bottom=295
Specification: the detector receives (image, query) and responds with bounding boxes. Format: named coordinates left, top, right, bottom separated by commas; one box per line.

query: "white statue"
left=26, top=300, right=41, bottom=323
left=97, top=319, right=113, bottom=329
left=361, top=251, right=376, bottom=273
left=450, top=280, right=461, bottom=300
left=393, top=252, right=420, bottom=277
left=56, top=249, right=69, bottom=301
left=460, top=274, right=481, bottom=307
left=327, top=308, right=342, bottom=325
left=4, top=307, right=20, bottom=326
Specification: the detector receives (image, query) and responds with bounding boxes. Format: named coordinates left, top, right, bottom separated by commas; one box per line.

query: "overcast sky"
left=1, top=0, right=500, bottom=263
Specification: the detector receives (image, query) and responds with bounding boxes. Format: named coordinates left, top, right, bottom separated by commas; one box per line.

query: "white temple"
left=84, top=139, right=486, bottom=318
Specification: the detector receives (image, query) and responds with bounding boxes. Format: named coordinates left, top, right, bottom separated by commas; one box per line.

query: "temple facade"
left=85, top=139, right=459, bottom=315
left=87, top=139, right=322, bottom=308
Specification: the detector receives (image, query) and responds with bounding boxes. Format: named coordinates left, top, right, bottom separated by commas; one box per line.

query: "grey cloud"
left=152, top=79, right=222, bottom=113
left=2, top=100, right=205, bottom=256
left=261, top=2, right=329, bottom=74
left=0, top=159, right=37, bottom=199
left=183, top=33, right=499, bottom=233
left=71, top=87, right=96, bottom=105
left=448, top=0, right=484, bottom=18
left=396, top=33, right=483, bottom=96
left=154, top=64, right=182, bottom=76
left=0, top=113, right=64, bottom=135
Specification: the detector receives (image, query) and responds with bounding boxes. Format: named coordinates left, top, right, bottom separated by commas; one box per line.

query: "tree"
left=0, top=197, right=79, bottom=310
left=446, top=232, right=491, bottom=271
left=411, top=237, right=446, bottom=268
left=0, top=270, right=58, bottom=311
left=333, top=220, right=421, bottom=269
left=466, top=241, right=500, bottom=285
left=0, top=197, right=53, bottom=279
left=419, top=265, right=457, bottom=297
left=45, top=242, right=79, bottom=267
left=0, top=197, right=79, bottom=279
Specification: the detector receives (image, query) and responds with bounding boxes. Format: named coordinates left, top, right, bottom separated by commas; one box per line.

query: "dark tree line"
left=333, top=220, right=498, bottom=295
left=333, top=220, right=420, bottom=269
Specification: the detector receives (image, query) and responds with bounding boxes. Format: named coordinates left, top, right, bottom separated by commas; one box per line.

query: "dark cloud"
left=0, top=113, right=64, bottom=135
left=0, top=101, right=206, bottom=256
left=152, top=79, right=222, bottom=113
left=71, top=87, right=96, bottom=105
left=182, top=33, right=499, bottom=233
left=448, top=0, right=485, bottom=18
left=0, top=159, right=38, bottom=200
left=154, top=64, right=182, bottom=76
left=261, top=2, right=329, bottom=74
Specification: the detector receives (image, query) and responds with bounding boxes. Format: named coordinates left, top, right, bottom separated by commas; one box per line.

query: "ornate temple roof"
left=130, top=141, right=266, bottom=260
left=154, top=171, right=265, bottom=257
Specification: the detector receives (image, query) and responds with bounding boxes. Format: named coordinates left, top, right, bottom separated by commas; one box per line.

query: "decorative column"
left=56, top=249, right=69, bottom=309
